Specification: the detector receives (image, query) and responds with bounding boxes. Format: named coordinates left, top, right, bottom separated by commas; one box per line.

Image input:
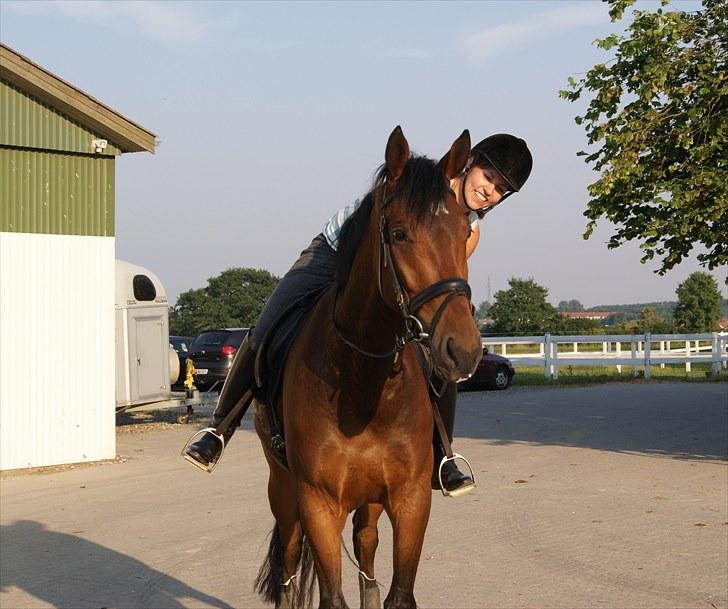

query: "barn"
left=0, top=44, right=156, bottom=470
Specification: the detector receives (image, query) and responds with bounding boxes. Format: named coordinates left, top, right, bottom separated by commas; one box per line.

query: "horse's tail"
left=255, top=527, right=315, bottom=609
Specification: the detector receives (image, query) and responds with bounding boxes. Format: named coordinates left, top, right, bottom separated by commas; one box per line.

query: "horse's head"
left=376, top=126, right=483, bottom=382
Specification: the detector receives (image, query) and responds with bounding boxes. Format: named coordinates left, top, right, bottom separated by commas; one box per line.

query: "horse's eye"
left=391, top=228, right=407, bottom=242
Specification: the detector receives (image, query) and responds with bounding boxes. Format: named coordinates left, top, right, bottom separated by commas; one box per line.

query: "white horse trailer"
left=115, top=260, right=173, bottom=409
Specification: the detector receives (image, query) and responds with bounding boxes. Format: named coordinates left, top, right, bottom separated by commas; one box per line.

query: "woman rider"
left=183, top=133, right=533, bottom=496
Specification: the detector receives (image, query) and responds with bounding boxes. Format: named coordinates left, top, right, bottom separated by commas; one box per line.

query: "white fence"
left=481, top=332, right=728, bottom=380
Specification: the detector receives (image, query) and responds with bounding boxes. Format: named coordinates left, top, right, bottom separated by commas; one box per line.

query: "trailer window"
left=133, top=275, right=157, bottom=301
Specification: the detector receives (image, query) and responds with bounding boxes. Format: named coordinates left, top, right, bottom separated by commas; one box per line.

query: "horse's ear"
left=439, top=129, right=471, bottom=180
left=385, top=126, right=409, bottom=183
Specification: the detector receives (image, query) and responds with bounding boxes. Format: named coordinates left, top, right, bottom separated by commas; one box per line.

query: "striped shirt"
left=323, top=200, right=480, bottom=252
left=322, top=199, right=362, bottom=251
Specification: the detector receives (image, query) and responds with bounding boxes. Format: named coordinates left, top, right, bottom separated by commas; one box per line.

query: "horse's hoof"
left=359, top=571, right=381, bottom=608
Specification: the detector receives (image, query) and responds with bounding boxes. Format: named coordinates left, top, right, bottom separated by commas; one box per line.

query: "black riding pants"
left=251, top=233, right=337, bottom=350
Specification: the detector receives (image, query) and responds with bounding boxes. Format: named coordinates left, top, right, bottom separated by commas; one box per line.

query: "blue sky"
left=2, top=0, right=723, bottom=308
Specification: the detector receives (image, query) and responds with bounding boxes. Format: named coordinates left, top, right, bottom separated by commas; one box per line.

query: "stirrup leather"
left=436, top=452, right=476, bottom=497
left=181, top=427, right=226, bottom=474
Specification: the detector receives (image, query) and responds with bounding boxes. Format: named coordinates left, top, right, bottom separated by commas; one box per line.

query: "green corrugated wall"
left=0, top=148, right=114, bottom=236
left=0, top=79, right=116, bottom=236
left=0, top=80, right=120, bottom=156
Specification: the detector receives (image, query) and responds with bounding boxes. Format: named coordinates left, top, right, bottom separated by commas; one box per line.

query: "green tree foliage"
left=673, top=271, right=723, bottom=331
left=619, top=307, right=674, bottom=333
left=475, top=300, right=491, bottom=320
left=169, top=267, right=279, bottom=336
left=489, top=278, right=562, bottom=334
left=558, top=299, right=585, bottom=312
left=561, top=316, right=602, bottom=334
left=560, top=0, right=728, bottom=274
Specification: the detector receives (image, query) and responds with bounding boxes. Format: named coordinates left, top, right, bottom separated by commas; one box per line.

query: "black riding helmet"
left=471, top=134, right=533, bottom=193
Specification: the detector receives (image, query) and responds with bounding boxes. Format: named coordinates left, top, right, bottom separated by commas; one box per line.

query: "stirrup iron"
left=181, top=427, right=226, bottom=474
left=437, top=452, right=476, bottom=497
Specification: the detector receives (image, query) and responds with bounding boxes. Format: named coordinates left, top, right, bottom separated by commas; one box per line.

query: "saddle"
left=252, top=286, right=329, bottom=467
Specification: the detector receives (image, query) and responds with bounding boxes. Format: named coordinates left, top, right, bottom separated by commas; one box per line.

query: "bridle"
left=333, top=183, right=473, bottom=363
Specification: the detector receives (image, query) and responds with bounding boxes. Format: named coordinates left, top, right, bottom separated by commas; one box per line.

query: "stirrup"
left=181, top=427, right=226, bottom=474
left=436, top=453, right=476, bottom=498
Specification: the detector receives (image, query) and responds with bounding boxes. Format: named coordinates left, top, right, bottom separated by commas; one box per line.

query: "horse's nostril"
left=445, top=337, right=482, bottom=375
left=446, top=337, right=457, bottom=364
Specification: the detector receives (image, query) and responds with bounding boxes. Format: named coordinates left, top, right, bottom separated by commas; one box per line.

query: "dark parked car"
left=188, top=328, right=250, bottom=391
left=458, top=347, right=515, bottom=391
left=169, top=335, right=194, bottom=388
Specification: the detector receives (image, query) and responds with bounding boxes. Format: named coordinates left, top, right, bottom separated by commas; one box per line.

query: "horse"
left=252, top=126, right=483, bottom=609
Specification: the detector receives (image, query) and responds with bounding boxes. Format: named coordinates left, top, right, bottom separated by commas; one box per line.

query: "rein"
left=333, top=183, right=472, bottom=364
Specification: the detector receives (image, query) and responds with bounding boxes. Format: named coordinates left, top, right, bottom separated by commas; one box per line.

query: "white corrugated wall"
left=0, top=232, right=115, bottom=470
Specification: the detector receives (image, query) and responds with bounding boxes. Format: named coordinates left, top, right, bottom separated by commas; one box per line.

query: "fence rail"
left=481, top=332, right=728, bottom=380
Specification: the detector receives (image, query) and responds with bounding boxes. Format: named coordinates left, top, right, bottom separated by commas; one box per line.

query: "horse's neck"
left=336, top=225, right=404, bottom=355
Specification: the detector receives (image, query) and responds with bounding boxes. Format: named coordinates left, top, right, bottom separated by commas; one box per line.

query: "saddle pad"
left=255, top=285, right=329, bottom=408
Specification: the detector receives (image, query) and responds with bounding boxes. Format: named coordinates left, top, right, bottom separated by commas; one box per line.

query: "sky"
left=2, top=0, right=725, bottom=309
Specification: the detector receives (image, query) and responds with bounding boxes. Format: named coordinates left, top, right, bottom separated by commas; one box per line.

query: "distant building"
left=561, top=311, right=615, bottom=321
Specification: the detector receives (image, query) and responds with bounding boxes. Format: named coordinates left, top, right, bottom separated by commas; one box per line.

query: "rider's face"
left=462, top=163, right=510, bottom=212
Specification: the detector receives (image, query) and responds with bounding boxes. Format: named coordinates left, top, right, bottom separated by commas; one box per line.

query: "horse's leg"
left=352, top=504, right=383, bottom=609
left=383, top=485, right=432, bottom=609
left=271, top=470, right=304, bottom=608
left=255, top=405, right=312, bottom=609
left=299, top=484, right=349, bottom=609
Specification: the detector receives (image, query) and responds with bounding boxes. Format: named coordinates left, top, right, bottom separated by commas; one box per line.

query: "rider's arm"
left=466, top=222, right=480, bottom=259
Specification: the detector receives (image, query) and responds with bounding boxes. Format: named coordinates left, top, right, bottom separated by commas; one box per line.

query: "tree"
left=560, top=0, right=728, bottom=275
left=558, top=299, right=585, bottom=312
left=488, top=278, right=562, bottom=334
left=561, top=316, right=602, bottom=334
left=629, top=307, right=674, bottom=333
left=673, top=271, right=723, bottom=331
left=475, top=300, right=491, bottom=320
left=169, top=267, right=279, bottom=336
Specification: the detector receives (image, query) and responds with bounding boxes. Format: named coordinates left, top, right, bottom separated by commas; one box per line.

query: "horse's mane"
left=336, top=156, right=449, bottom=290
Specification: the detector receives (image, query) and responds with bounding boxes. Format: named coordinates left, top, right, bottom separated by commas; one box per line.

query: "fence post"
left=644, top=332, right=651, bottom=379
left=616, top=341, right=622, bottom=375
left=685, top=339, right=692, bottom=373
left=553, top=337, right=559, bottom=381
left=631, top=338, right=637, bottom=377
left=660, top=340, right=665, bottom=369
left=544, top=333, right=551, bottom=379
left=712, top=333, right=721, bottom=377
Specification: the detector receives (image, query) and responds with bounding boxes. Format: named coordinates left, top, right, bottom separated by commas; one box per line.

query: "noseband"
left=334, top=185, right=473, bottom=361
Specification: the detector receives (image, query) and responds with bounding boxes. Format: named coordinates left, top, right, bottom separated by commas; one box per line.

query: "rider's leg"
left=183, top=332, right=258, bottom=468
left=431, top=381, right=475, bottom=494
left=183, top=234, right=338, bottom=470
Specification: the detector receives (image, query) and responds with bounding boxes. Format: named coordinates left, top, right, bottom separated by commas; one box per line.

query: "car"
left=188, top=328, right=250, bottom=391
left=457, top=346, right=515, bottom=391
left=169, top=335, right=194, bottom=388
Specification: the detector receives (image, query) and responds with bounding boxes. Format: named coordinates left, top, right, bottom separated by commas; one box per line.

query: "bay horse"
left=253, top=126, right=483, bottom=609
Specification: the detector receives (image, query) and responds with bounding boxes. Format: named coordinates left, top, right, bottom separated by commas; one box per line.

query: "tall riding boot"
left=183, top=333, right=257, bottom=470
left=431, top=381, right=475, bottom=495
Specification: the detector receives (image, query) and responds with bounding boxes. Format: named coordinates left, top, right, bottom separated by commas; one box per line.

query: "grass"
left=511, top=363, right=728, bottom=387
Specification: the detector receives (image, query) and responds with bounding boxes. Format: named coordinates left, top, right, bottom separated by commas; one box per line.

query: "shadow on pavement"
left=455, top=383, right=728, bottom=461
left=0, top=520, right=231, bottom=609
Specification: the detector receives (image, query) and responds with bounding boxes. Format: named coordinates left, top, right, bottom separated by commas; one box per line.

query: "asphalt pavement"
left=1, top=382, right=726, bottom=609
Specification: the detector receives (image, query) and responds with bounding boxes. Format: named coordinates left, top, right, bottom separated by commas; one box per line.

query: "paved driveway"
left=1, top=383, right=726, bottom=608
